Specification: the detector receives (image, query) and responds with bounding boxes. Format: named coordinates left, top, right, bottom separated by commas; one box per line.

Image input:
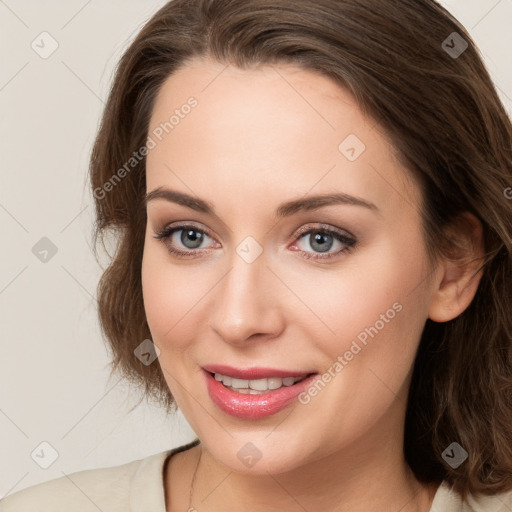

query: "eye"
left=290, top=224, right=356, bottom=260
left=152, top=223, right=217, bottom=258
left=153, top=222, right=356, bottom=261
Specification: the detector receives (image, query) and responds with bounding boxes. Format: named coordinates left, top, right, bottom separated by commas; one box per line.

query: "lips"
left=202, top=366, right=320, bottom=419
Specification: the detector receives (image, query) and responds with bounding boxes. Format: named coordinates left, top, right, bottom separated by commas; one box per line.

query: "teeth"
left=231, top=377, right=249, bottom=389
left=213, top=373, right=307, bottom=392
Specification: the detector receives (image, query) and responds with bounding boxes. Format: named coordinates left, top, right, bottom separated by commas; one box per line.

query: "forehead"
left=145, top=57, right=420, bottom=218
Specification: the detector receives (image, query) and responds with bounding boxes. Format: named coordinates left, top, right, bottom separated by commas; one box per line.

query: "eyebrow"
left=144, top=187, right=379, bottom=218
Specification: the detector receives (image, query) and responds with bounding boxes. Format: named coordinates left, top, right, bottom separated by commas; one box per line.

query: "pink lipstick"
left=202, top=365, right=319, bottom=420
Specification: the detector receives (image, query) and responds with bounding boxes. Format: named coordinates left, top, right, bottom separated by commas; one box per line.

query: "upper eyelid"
left=293, top=222, right=355, bottom=240
left=157, top=221, right=214, bottom=236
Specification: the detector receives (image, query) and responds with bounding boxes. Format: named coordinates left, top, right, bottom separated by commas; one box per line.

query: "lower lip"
left=203, top=370, right=319, bottom=419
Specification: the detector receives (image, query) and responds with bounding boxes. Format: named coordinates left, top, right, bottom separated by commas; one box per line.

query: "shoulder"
left=0, top=450, right=170, bottom=512
left=430, top=481, right=512, bottom=512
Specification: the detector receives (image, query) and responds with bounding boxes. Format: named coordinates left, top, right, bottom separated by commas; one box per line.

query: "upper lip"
left=202, top=364, right=316, bottom=380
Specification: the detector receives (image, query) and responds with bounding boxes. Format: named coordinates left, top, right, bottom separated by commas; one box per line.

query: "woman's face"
left=141, top=57, right=438, bottom=474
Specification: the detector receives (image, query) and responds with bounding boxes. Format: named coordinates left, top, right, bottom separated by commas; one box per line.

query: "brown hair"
left=89, top=0, right=512, bottom=499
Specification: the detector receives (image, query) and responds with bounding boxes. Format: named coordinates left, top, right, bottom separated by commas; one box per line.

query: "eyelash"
left=152, top=222, right=356, bottom=261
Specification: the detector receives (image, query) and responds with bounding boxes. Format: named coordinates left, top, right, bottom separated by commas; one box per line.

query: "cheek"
left=282, top=237, right=430, bottom=387
left=141, top=247, right=203, bottom=404
left=141, top=242, right=205, bottom=349
left=141, top=250, right=169, bottom=339
left=285, top=246, right=424, bottom=341
left=292, top=246, right=429, bottom=444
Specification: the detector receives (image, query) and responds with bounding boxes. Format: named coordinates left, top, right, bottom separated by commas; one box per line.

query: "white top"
left=1, top=438, right=511, bottom=511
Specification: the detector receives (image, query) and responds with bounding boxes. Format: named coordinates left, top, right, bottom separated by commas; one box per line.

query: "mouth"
left=202, top=367, right=320, bottom=419
left=206, top=371, right=314, bottom=394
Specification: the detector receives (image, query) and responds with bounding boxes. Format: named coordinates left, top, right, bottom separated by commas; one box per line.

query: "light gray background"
left=1, top=0, right=511, bottom=497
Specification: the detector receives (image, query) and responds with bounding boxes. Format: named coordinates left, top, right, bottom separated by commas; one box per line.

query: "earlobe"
left=427, top=212, right=485, bottom=323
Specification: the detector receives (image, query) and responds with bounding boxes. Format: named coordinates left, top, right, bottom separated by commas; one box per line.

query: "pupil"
left=181, top=229, right=203, bottom=249
left=311, top=232, right=333, bottom=253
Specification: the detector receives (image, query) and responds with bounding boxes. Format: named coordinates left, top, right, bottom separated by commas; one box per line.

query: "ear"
left=428, top=212, right=486, bottom=322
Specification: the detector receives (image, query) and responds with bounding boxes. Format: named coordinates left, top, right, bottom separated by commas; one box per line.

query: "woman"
left=2, top=0, right=511, bottom=511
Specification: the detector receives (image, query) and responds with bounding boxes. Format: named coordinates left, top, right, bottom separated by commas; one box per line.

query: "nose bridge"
left=209, top=246, right=283, bottom=344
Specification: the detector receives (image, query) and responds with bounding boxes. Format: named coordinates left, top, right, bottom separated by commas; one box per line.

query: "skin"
left=141, top=57, right=484, bottom=512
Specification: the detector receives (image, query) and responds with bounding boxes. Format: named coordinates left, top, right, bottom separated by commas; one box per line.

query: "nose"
left=208, top=251, right=285, bottom=346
